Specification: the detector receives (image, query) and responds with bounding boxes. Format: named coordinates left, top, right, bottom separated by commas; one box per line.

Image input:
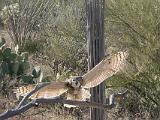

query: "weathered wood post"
left=86, top=0, right=105, bottom=120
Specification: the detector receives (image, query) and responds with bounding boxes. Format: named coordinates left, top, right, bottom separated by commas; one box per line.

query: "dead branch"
left=0, top=83, right=128, bottom=120
left=0, top=97, right=115, bottom=120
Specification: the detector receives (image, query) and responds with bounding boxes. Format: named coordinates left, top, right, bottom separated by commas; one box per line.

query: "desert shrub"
left=105, top=0, right=160, bottom=118
left=0, top=0, right=55, bottom=53
left=0, top=0, right=87, bottom=80
left=41, top=0, right=87, bottom=79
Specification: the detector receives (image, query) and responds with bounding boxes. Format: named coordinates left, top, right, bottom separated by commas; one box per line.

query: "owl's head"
left=70, top=76, right=83, bottom=89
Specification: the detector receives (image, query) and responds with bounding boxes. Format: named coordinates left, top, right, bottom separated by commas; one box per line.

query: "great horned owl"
left=15, top=51, right=128, bottom=107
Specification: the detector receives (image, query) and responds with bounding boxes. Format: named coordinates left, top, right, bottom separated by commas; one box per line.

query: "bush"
left=105, top=0, right=160, bottom=118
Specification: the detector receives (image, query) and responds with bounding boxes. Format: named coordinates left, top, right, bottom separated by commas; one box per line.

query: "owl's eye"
left=73, top=79, right=75, bottom=81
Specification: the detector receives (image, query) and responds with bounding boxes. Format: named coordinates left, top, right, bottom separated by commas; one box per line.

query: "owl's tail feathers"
left=13, top=85, right=35, bottom=100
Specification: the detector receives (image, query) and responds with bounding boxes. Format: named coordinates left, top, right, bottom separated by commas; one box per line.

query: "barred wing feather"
left=82, top=51, right=128, bottom=88
left=15, top=82, right=68, bottom=99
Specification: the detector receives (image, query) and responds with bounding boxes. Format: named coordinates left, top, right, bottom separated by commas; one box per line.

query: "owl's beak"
left=75, top=81, right=78, bottom=85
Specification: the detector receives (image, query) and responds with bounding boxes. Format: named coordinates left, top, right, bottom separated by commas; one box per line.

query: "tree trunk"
left=86, top=0, right=105, bottom=120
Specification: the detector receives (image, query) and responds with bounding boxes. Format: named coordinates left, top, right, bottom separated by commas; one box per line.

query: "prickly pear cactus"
left=0, top=37, right=31, bottom=83
left=0, top=41, right=30, bottom=77
left=0, top=37, right=51, bottom=95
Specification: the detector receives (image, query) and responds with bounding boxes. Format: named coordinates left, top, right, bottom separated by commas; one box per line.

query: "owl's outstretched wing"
left=82, top=51, right=128, bottom=88
left=15, top=82, right=68, bottom=99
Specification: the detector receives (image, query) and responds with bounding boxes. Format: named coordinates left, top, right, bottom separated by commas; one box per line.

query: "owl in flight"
left=15, top=51, right=128, bottom=105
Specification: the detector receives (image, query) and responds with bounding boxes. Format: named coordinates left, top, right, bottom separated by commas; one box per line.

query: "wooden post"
left=86, top=0, right=105, bottom=120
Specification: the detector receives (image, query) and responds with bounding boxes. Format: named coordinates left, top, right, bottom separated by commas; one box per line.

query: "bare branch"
left=0, top=101, right=35, bottom=120
left=0, top=97, right=115, bottom=120
left=34, top=98, right=115, bottom=109
left=0, top=84, right=128, bottom=120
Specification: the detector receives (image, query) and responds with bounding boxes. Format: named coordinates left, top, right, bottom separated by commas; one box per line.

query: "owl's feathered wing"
left=82, top=51, right=128, bottom=88
left=15, top=82, right=68, bottom=99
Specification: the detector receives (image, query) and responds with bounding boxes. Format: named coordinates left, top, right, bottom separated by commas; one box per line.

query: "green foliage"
left=20, top=75, right=34, bottom=84
left=42, top=1, right=87, bottom=79
left=0, top=37, right=30, bottom=77
left=20, top=66, right=51, bottom=84
left=105, top=0, right=160, bottom=118
left=0, top=37, right=51, bottom=89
